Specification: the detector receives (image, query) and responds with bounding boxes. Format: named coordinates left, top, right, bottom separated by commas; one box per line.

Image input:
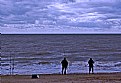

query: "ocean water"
left=1, top=34, right=121, bottom=75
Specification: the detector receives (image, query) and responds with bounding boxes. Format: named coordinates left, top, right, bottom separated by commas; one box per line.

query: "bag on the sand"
left=32, top=74, right=39, bottom=79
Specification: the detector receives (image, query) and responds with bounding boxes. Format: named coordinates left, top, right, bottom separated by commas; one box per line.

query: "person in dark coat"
left=88, top=58, right=94, bottom=74
left=61, top=57, right=68, bottom=75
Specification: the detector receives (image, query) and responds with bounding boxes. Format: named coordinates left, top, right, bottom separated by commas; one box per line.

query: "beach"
left=1, top=35, right=121, bottom=82
left=1, top=73, right=121, bottom=83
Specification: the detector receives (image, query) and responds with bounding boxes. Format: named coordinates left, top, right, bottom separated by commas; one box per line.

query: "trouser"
left=62, top=67, right=67, bottom=75
left=89, top=66, right=93, bottom=74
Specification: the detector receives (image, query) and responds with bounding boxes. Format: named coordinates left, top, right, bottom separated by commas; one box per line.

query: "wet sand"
left=1, top=73, right=121, bottom=83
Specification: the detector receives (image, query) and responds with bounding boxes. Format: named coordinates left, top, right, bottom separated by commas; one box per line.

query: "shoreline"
left=1, top=72, right=121, bottom=75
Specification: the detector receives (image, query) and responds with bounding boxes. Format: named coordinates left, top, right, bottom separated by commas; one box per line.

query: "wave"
left=38, top=61, right=52, bottom=64
left=96, top=61, right=121, bottom=67
left=69, top=61, right=121, bottom=67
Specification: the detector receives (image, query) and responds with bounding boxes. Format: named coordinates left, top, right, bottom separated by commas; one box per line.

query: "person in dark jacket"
left=61, top=57, right=68, bottom=75
left=88, top=58, right=94, bottom=74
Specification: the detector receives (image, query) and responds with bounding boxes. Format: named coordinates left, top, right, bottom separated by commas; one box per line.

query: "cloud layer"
left=0, top=0, right=121, bottom=33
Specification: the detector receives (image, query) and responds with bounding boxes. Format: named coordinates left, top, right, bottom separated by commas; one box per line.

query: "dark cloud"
left=0, top=0, right=121, bottom=33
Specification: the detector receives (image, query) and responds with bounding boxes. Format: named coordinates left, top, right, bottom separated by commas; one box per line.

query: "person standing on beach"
left=61, top=57, right=68, bottom=75
left=88, top=58, right=94, bottom=74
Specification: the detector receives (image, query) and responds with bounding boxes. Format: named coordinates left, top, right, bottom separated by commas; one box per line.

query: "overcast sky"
left=0, top=0, right=121, bottom=34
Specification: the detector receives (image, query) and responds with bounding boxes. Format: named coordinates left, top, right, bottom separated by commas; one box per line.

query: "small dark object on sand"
left=31, top=74, right=39, bottom=79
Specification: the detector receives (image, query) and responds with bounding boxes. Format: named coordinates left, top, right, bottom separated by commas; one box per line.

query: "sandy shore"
left=1, top=73, right=121, bottom=83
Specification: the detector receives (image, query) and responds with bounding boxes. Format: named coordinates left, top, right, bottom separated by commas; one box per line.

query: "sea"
left=1, top=34, right=121, bottom=75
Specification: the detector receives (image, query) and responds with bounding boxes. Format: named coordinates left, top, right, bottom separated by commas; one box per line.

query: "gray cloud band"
left=0, top=0, right=121, bottom=33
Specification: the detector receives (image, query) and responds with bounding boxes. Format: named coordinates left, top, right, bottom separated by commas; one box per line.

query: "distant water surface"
left=1, top=34, right=121, bottom=75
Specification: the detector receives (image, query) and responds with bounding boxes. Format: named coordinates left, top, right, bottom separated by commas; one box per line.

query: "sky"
left=0, top=0, right=121, bottom=34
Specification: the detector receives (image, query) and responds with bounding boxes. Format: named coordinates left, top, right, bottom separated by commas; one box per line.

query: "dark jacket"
left=88, top=59, right=94, bottom=67
left=61, top=59, right=68, bottom=67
